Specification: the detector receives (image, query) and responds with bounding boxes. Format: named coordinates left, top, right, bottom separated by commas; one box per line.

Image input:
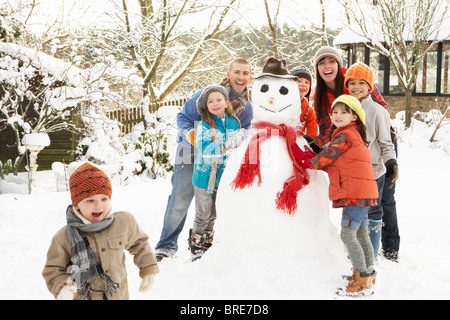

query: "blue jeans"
left=368, top=175, right=385, bottom=221
left=155, top=145, right=197, bottom=255
left=368, top=175, right=385, bottom=258
left=381, top=139, right=400, bottom=252
left=341, top=206, right=369, bottom=230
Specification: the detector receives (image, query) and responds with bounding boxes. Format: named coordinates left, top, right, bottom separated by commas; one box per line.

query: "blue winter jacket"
left=192, top=114, right=240, bottom=190
left=176, top=87, right=253, bottom=149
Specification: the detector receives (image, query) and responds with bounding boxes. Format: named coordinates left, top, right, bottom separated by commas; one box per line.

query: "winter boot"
left=188, top=228, right=205, bottom=262
left=382, top=249, right=399, bottom=263
left=369, top=219, right=383, bottom=260
left=202, top=230, right=214, bottom=251
left=341, top=269, right=376, bottom=286
left=337, top=270, right=375, bottom=296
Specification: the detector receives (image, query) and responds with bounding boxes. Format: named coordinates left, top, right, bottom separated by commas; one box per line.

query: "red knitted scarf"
left=231, top=121, right=316, bottom=215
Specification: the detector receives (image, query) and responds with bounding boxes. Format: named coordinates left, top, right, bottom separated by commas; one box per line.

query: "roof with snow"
left=334, top=23, right=450, bottom=46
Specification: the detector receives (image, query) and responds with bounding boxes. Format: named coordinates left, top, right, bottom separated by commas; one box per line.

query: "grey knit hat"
left=196, top=84, right=229, bottom=114
left=314, top=46, right=343, bottom=72
left=290, top=65, right=312, bottom=98
left=290, top=65, right=312, bottom=83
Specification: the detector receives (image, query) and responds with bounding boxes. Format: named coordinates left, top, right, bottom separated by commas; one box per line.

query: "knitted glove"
left=303, top=134, right=322, bottom=154
left=385, top=159, right=399, bottom=189
left=291, top=143, right=316, bottom=169
left=56, top=284, right=77, bottom=300
left=139, top=274, right=157, bottom=292
left=220, top=128, right=248, bottom=155
left=187, top=129, right=197, bottom=147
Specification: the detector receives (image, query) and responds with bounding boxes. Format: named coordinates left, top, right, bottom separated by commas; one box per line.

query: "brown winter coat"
left=42, top=211, right=159, bottom=300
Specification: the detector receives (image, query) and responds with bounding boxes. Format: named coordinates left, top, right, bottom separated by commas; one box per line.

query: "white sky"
left=14, top=0, right=345, bottom=36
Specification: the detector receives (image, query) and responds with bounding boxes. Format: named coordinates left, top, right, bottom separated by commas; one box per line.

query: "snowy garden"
left=1, top=106, right=450, bottom=300
left=1, top=0, right=450, bottom=301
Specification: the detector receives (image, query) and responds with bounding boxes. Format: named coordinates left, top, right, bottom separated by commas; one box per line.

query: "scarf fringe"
left=276, top=177, right=299, bottom=216
left=231, top=160, right=262, bottom=189
left=77, top=266, right=119, bottom=300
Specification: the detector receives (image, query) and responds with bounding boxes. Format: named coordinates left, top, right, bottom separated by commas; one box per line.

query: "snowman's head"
left=252, top=73, right=301, bottom=127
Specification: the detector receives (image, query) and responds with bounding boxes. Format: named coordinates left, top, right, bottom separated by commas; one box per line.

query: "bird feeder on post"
left=22, top=133, right=51, bottom=190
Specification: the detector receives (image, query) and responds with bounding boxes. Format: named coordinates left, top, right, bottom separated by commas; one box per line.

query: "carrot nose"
left=269, top=98, right=274, bottom=105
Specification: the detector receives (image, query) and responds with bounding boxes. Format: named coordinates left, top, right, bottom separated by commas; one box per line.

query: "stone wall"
left=384, top=95, right=450, bottom=118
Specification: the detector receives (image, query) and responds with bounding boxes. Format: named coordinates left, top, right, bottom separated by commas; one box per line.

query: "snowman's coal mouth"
left=259, top=104, right=292, bottom=113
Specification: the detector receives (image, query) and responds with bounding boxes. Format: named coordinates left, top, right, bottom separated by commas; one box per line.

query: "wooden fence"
left=107, top=98, right=188, bottom=134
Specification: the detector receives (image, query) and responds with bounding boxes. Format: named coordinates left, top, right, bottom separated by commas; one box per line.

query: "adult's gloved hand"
left=186, top=129, right=197, bottom=147
left=303, top=135, right=322, bottom=154
left=385, top=159, right=399, bottom=189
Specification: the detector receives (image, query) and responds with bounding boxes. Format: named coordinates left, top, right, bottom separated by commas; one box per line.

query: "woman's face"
left=317, top=56, right=339, bottom=88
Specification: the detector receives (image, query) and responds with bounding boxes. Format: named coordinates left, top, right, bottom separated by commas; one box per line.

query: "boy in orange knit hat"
left=344, top=62, right=398, bottom=261
left=42, top=161, right=159, bottom=300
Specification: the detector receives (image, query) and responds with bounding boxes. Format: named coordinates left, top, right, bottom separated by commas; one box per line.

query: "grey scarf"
left=66, top=205, right=119, bottom=300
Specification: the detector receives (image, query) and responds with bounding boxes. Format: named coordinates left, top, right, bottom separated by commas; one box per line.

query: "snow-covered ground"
left=0, top=111, right=449, bottom=300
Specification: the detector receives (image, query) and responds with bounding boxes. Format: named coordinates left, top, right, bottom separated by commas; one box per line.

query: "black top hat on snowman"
left=254, top=57, right=297, bottom=80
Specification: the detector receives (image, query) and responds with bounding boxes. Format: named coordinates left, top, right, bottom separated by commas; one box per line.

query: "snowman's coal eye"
left=279, top=86, right=289, bottom=95
left=260, top=84, right=269, bottom=93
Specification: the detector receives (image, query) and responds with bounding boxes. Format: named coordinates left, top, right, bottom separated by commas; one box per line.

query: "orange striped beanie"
left=69, top=162, right=112, bottom=206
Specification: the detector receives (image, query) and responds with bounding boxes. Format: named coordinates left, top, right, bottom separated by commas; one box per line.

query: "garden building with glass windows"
left=334, top=27, right=450, bottom=117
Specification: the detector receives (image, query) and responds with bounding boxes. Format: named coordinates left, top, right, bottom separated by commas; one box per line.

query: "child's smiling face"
left=347, top=78, right=371, bottom=101
left=296, top=77, right=310, bottom=100
left=75, top=193, right=111, bottom=223
left=206, top=91, right=227, bottom=118
left=330, top=103, right=357, bottom=128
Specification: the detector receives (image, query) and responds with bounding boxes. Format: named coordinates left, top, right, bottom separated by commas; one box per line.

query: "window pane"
left=389, top=64, right=405, bottom=94
left=355, top=46, right=365, bottom=63
left=416, top=44, right=438, bottom=94
left=341, top=45, right=350, bottom=68
left=370, top=50, right=384, bottom=93
left=442, top=43, right=450, bottom=94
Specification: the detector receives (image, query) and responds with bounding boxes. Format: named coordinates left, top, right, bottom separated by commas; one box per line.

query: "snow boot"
left=369, top=219, right=383, bottom=260
left=337, top=270, right=375, bottom=297
left=188, top=228, right=205, bottom=262
left=202, top=230, right=214, bottom=251
left=341, top=269, right=376, bottom=286
left=382, top=249, right=399, bottom=262
left=155, top=253, right=168, bottom=262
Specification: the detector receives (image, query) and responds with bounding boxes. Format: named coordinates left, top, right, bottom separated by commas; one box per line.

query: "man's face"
left=227, top=62, right=252, bottom=94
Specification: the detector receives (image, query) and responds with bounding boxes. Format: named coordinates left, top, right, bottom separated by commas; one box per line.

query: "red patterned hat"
left=69, top=162, right=112, bottom=206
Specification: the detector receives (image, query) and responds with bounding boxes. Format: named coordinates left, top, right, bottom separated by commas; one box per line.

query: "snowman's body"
left=215, top=68, right=342, bottom=260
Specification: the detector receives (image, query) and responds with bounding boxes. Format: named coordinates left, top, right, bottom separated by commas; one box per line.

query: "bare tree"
left=263, top=0, right=282, bottom=58
left=318, top=0, right=329, bottom=46
left=339, top=0, right=450, bottom=127
left=120, top=0, right=240, bottom=106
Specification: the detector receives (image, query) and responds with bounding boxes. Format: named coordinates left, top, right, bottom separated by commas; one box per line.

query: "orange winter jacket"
left=327, top=123, right=378, bottom=201
left=299, top=98, right=318, bottom=137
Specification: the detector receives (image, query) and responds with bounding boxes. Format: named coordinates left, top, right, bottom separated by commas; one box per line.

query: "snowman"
left=214, top=57, right=344, bottom=266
